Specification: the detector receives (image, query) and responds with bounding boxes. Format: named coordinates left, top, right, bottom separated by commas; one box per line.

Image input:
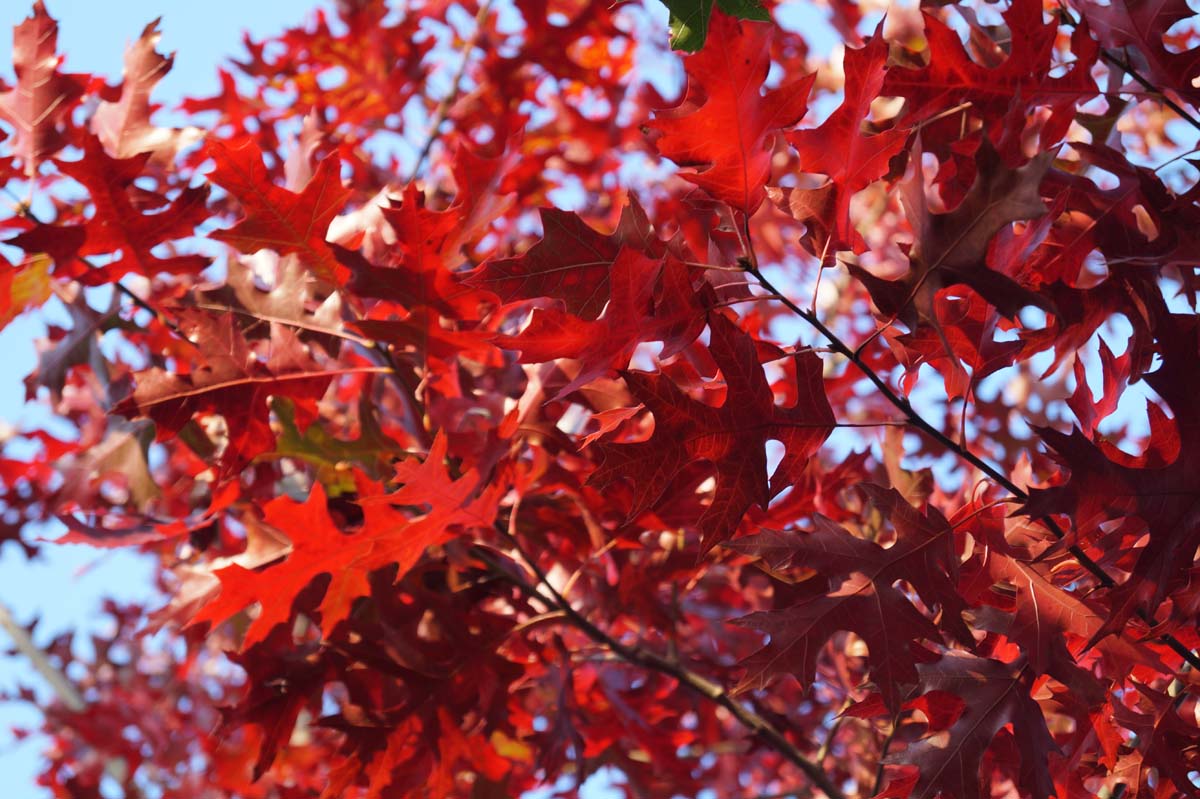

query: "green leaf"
left=716, top=0, right=770, bottom=21
left=268, top=397, right=402, bottom=492
left=662, top=0, right=769, bottom=52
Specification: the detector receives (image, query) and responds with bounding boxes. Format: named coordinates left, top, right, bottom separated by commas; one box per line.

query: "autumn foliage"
left=3, top=0, right=1200, bottom=797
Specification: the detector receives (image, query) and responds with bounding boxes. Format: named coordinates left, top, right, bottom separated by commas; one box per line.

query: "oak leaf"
left=464, top=197, right=664, bottom=320
left=589, top=312, right=834, bottom=552
left=51, top=135, right=211, bottom=282
left=113, top=313, right=333, bottom=474
left=851, top=140, right=1054, bottom=331
left=784, top=31, right=908, bottom=253
left=885, top=651, right=1056, bottom=799
left=206, top=139, right=352, bottom=284
left=493, top=250, right=710, bottom=398
left=0, top=2, right=87, bottom=175
left=650, top=11, right=814, bottom=215
left=91, top=19, right=201, bottom=161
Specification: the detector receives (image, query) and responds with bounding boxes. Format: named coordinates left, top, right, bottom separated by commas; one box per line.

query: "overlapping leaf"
left=206, top=139, right=351, bottom=284
left=590, top=312, right=834, bottom=551
left=884, top=652, right=1056, bottom=799
left=113, top=313, right=333, bottom=473
left=651, top=11, right=814, bottom=214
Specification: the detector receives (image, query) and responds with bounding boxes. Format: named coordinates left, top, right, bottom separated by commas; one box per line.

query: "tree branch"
left=0, top=601, right=139, bottom=793
left=742, top=264, right=1200, bottom=673
left=478, top=541, right=845, bottom=799
left=405, top=0, right=495, bottom=184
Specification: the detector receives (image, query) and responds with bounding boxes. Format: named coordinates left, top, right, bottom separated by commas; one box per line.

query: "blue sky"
left=0, top=3, right=330, bottom=795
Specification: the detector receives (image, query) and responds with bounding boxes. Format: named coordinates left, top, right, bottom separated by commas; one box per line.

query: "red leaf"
left=650, top=11, right=814, bottom=215
left=885, top=651, right=1056, bottom=799
left=52, top=134, right=211, bottom=282
left=493, top=251, right=709, bottom=398
left=91, top=18, right=200, bottom=161
left=851, top=140, right=1054, bottom=332
left=464, top=197, right=664, bottom=320
left=785, top=30, right=908, bottom=252
left=189, top=482, right=370, bottom=648
left=589, top=312, right=834, bottom=552
left=881, top=0, right=1097, bottom=130
left=0, top=2, right=87, bottom=175
left=735, top=571, right=939, bottom=708
left=113, top=313, right=335, bottom=473
left=193, top=432, right=505, bottom=648
left=206, top=138, right=352, bottom=284
left=1076, top=0, right=1200, bottom=106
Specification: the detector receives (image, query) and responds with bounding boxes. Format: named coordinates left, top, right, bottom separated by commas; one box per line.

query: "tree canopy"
left=2, top=1, right=1200, bottom=797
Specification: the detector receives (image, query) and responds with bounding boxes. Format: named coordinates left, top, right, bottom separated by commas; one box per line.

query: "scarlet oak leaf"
left=1110, top=682, right=1200, bottom=798
left=734, top=572, right=939, bottom=709
left=731, top=486, right=972, bottom=647
left=785, top=31, right=908, bottom=252
left=650, top=11, right=814, bottom=215
left=888, top=292, right=1024, bottom=401
left=113, top=313, right=333, bottom=474
left=1076, top=0, right=1200, bottom=106
left=192, top=433, right=504, bottom=648
left=589, top=312, right=834, bottom=552
left=189, top=482, right=370, bottom=648
left=359, top=184, right=496, bottom=319
left=0, top=2, right=87, bottom=175
left=1024, top=316, right=1200, bottom=639
left=206, top=139, right=352, bottom=284
left=221, top=629, right=330, bottom=779
left=52, top=135, right=211, bottom=282
left=493, top=250, right=709, bottom=398
left=1067, top=337, right=1131, bottom=435
left=881, top=0, right=1097, bottom=129
left=202, top=254, right=344, bottom=341
left=851, top=141, right=1054, bottom=331
left=969, top=540, right=1163, bottom=702
left=885, top=652, right=1056, bottom=799
left=91, top=18, right=201, bottom=161
left=359, top=433, right=506, bottom=576
left=464, top=197, right=663, bottom=320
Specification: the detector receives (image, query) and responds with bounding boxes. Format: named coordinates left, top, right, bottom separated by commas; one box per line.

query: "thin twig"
left=741, top=264, right=1200, bottom=673
left=0, top=602, right=139, bottom=792
left=0, top=602, right=85, bottom=712
left=871, top=710, right=902, bottom=795
left=710, top=293, right=786, bottom=309
left=405, top=0, right=495, bottom=184
left=6, top=194, right=192, bottom=344
left=482, top=535, right=846, bottom=799
left=1054, top=2, right=1200, bottom=134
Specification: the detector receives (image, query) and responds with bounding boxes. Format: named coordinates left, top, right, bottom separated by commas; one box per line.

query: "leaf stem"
left=871, top=710, right=902, bottom=795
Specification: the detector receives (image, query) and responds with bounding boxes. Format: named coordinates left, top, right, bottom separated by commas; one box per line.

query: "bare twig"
left=405, top=0, right=495, bottom=184
left=0, top=602, right=85, bottom=712
left=0, top=602, right=138, bottom=792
